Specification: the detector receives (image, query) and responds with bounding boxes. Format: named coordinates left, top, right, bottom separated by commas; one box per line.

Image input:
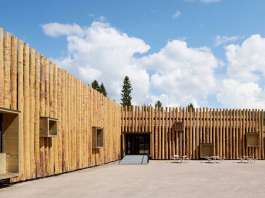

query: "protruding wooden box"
left=200, top=143, right=214, bottom=159
left=40, top=117, right=58, bottom=138
left=92, top=127, right=104, bottom=148
left=173, top=121, right=184, bottom=133
left=246, top=133, right=259, bottom=147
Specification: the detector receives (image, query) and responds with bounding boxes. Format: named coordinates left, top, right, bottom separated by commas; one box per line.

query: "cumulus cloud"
left=217, top=79, right=265, bottom=109
left=141, top=40, right=218, bottom=106
left=42, top=23, right=84, bottom=37
left=225, top=34, right=265, bottom=82
left=43, top=21, right=150, bottom=104
left=214, top=35, right=242, bottom=47
left=42, top=20, right=265, bottom=109
left=42, top=21, right=219, bottom=106
left=216, top=34, right=265, bottom=108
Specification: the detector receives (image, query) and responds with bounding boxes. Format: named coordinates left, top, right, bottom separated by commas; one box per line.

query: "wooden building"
left=121, top=106, right=265, bottom=160
left=1, top=27, right=265, bottom=184
left=0, top=28, right=121, bottom=183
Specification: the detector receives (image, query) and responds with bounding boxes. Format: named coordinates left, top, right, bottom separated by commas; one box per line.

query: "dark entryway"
left=125, top=133, right=150, bottom=155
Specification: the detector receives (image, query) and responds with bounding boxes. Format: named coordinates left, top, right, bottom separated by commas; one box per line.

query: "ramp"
left=119, top=155, right=149, bottom=165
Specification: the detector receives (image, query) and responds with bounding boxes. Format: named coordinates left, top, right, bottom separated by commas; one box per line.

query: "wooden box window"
left=246, top=133, right=259, bottom=147
left=173, top=121, right=184, bottom=132
left=40, top=117, right=58, bottom=138
left=200, top=143, right=214, bottom=159
left=92, top=127, right=104, bottom=148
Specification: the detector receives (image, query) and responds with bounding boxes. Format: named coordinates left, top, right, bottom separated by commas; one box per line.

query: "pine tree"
left=155, top=100, right=162, bottom=108
left=121, top=76, right=133, bottom=106
left=187, top=103, right=195, bottom=112
left=91, top=80, right=100, bottom=91
left=100, top=83, right=107, bottom=97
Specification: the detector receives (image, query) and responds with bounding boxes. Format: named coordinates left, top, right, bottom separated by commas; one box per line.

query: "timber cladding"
left=1, top=26, right=265, bottom=184
left=0, top=28, right=121, bottom=182
left=121, top=106, right=265, bottom=160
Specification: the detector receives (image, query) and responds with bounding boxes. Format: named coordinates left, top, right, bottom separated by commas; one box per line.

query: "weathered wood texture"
left=121, top=106, right=265, bottom=160
left=0, top=28, right=121, bottom=182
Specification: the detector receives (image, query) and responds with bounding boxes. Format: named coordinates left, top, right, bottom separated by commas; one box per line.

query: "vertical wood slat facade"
left=121, top=106, right=265, bottom=160
left=2, top=27, right=265, bottom=184
left=0, top=28, right=121, bottom=183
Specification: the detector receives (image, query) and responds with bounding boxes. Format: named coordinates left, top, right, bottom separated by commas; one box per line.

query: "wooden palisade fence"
left=121, top=106, right=265, bottom=160
left=0, top=28, right=121, bottom=183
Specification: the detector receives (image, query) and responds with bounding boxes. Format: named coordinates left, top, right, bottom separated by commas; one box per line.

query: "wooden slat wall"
left=121, top=106, right=265, bottom=160
left=0, top=28, right=121, bottom=183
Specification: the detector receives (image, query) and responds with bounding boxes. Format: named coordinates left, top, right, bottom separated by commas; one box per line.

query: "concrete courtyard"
left=1, top=160, right=265, bottom=198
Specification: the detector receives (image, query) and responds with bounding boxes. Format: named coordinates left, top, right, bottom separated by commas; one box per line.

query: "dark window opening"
left=0, top=114, right=3, bottom=153
left=92, top=127, right=104, bottom=148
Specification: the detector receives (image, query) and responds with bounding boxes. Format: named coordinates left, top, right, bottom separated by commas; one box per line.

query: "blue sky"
left=1, top=0, right=265, bottom=108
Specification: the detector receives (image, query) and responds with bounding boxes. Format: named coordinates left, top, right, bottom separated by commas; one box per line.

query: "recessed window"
left=200, top=143, right=214, bottom=159
left=92, top=127, right=104, bottom=148
left=246, top=133, right=259, bottom=147
left=0, top=108, right=19, bottom=176
left=40, top=117, right=58, bottom=138
left=174, top=121, right=184, bottom=132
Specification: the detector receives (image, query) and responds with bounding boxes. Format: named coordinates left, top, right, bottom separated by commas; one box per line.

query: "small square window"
left=40, top=117, right=58, bottom=138
left=246, top=133, right=259, bottom=147
left=200, top=143, right=214, bottom=159
left=173, top=121, right=184, bottom=132
left=92, top=127, right=104, bottom=148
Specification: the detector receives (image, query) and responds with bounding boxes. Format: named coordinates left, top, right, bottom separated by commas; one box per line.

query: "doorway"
left=125, top=133, right=150, bottom=155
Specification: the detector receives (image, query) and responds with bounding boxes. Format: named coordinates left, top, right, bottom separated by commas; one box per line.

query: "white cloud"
left=172, top=10, right=182, bottom=19
left=42, top=21, right=219, bottom=106
left=43, top=21, right=150, bottom=104
left=217, top=79, right=265, bottom=109
left=214, top=35, right=242, bottom=47
left=216, top=34, right=265, bottom=108
left=225, top=34, right=265, bottom=82
left=42, top=21, right=265, bottom=109
left=141, top=40, right=218, bottom=106
left=42, top=23, right=84, bottom=37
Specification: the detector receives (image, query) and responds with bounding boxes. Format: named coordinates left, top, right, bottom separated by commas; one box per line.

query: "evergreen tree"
left=91, top=80, right=108, bottom=97
left=121, top=76, right=133, bottom=106
left=155, top=100, right=162, bottom=108
left=91, top=80, right=100, bottom=91
left=100, top=83, right=107, bottom=96
left=187, top=103, right=195, bottom=112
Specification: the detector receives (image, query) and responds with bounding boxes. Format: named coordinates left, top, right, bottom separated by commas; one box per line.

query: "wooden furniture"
left=172, top=154, right=189, bottom=163
left=240, top=156, right=254, bottom=163
left=172, top=154, right=181, bottom=163
left=0, top=173, right=18, bottom=180
left=0, top=153, right=6, bottom=174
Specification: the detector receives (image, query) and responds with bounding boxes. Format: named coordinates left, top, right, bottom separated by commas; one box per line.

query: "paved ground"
left=1, top=160, right=265, bottom=198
